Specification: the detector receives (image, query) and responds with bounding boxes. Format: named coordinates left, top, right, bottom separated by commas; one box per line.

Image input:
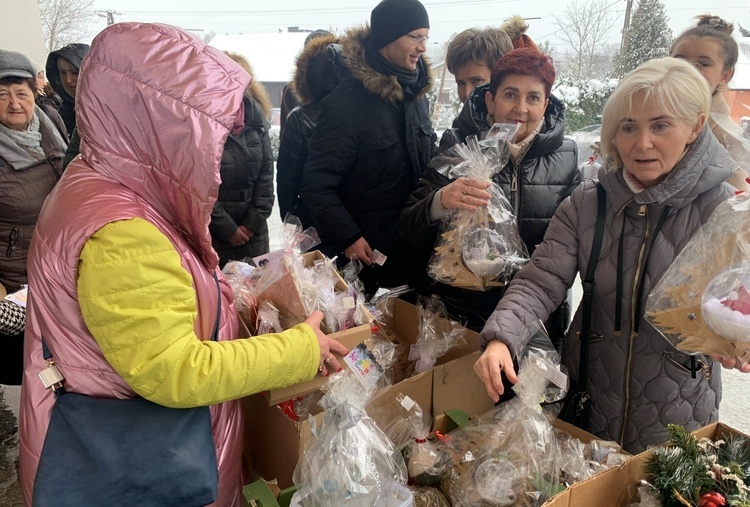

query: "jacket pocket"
left=419, top=121, right=435, bottom=164
left=358, top=135, right=404, bottom=188
left=662, top=349, right=712, bottom=380
left=574, top=330, right=604, bottom=343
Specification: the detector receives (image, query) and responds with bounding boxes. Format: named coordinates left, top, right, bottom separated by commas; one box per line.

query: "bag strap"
left=42, top=271, right=223, bottom=377
left=576, top=182, right=607, bottom=393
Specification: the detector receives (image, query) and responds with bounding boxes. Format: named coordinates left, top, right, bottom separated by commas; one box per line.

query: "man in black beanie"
left=300, top=0, right=436, bottom=294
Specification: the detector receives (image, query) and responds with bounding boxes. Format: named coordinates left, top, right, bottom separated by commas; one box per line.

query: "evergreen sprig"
left=718, top=435, right=750, bottom=488
left=644, top=425, right=750, bottom=507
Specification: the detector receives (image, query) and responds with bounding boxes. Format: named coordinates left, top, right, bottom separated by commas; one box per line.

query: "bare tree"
left=38, top=0, right=96, bottom=53
left=552, top=0, right=618, bottom=79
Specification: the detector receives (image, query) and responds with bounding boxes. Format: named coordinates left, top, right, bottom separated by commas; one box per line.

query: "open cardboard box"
left=261, top=321, right=372, bottom=406
left=253, top=250, right=374, bottom=406
left=244, top=298, right=494, bottom=488
left=542, top=422, right=749, bottom=507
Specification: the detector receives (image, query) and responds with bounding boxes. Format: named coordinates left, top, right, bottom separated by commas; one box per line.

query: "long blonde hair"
left=223, top=51, right=273, bottom=120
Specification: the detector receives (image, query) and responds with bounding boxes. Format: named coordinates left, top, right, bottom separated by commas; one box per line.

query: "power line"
left=118, top=0, right=523, bottom=17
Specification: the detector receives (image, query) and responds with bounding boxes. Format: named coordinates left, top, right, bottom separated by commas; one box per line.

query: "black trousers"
left=0, top=331, right=23, bottom=385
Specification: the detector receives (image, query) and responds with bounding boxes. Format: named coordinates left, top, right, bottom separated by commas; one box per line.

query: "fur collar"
left=292, top=33, right=340, bottom=105
left=341, top=24, right=433, bottom=103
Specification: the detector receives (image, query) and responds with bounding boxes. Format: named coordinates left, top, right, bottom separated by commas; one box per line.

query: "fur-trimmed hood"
left=341, top=24, right=433, bottom=103
left=291, top=33, right=343, bottom=105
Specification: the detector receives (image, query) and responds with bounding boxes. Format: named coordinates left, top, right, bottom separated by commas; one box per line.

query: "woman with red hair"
left=400, top=48, right=580, bottom=348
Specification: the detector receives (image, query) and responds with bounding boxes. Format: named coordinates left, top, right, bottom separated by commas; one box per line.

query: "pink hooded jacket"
left=20, top=23, right=252, bottom=505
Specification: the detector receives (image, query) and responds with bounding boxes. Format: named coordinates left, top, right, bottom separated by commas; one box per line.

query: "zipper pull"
left=6, top=227, right=19, bottom=258
left=511, top=172, right=518, bottom=192
left=638, top=205, right=647, bottom=217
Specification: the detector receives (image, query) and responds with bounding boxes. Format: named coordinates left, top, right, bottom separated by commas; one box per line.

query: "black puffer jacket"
left=209, top=95, right=274, bottom=265
left=399, top=89, right=580, bottom=335
left=277, top=34, right=343, bottom=227
left=438, top=83, right=489, bottom=154
left=46, top=43, right=89, bottom=135
left=300, top=25, right=437, bottom=291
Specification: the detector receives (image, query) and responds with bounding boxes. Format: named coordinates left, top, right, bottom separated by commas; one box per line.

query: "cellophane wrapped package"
left=408, top=295, right=466, bottom=374
left=223, top=214, right=322, bottom=331
left=399, top=394, right=449, bottom=485
left=436, top=342, right=629, bottom=506
left=428, top=129, right=529, bottom=291
left=646, top=192, right=750, bottom=363
left=255, top=301, right=282, bottom=335
left=293, top=341, right=409, bottom=507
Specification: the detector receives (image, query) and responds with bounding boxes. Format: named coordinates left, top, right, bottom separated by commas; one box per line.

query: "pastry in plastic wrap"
left=647, top=192, right=750, bottom=363
left=293, top=343, right=408, bottom=507
left=428, top=131, right=529, bottom=291
left=410, top=486, right=451, bottom=507
left=701, top=267, right=750, bottom=343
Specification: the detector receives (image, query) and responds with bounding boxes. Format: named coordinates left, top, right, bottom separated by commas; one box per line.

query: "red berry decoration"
left=699, top=492, right=726, bottom=507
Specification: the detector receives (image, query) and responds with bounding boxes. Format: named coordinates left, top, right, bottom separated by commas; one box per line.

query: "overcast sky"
left=89, top=0, right=750, bottom=52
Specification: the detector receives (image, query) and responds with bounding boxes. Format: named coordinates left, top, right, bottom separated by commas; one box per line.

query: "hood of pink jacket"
left=20, top=23, right=249, bottom=506
left=76, top=22, right=250, bottom=269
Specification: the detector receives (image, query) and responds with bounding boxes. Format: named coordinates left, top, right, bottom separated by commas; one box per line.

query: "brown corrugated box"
left=542, top=422, right=749, bottom=507
left=244, top=298, right=493, bottom=488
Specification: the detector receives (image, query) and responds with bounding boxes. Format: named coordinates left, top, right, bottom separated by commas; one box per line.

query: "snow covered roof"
left=209, top=32, right=309, bottom=83
left=729, top=37, right=750, bottom=91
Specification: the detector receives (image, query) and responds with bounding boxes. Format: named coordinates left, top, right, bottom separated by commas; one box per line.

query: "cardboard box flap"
left=263, top=322, right=372, bottom=405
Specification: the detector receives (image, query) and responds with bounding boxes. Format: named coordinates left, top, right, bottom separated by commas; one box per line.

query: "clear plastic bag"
left=646, top=192, right=750, bottom=363
left=441, top=348, right=570, bottom=506
left=386, top=394, right=448, bottom=484
left=428, top=132, right=529, bottom=291
left=408, top=296, right=466, bottom=374
left=255, top=301, right=282, bottom=335
left=293, top=370, right=407, bottom=507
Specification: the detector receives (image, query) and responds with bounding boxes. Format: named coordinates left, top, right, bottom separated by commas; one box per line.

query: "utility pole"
left=620, top=0, right=634, bottom=48
left=96, top=10, right=121, bottom=26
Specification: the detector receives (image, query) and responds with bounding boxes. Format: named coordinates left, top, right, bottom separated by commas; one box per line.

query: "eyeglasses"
left=405, top=34, right=429, bottom=46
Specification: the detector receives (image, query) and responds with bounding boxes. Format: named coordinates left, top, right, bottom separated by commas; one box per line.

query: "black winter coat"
left=45, top=43, right=90, bottom=135
left=300, top=25, right=437, bottom=291
left=277, top=34, right=343, bottom=227
left=209, top=96, right=274, bottom=265
left=399, top=88, right=581, bottom=336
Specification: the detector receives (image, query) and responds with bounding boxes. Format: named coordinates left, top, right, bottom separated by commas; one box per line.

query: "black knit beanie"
left=370, top=0, right=430, bottom=49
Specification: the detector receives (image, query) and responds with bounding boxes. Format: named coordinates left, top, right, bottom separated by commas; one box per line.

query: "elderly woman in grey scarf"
left=0, top=49, right=67, bottom=385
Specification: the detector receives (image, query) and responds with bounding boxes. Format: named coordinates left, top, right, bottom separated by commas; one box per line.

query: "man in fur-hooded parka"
left=299, top=0, right=437, bottom=293
left=277, top=33, right=343, bottom=228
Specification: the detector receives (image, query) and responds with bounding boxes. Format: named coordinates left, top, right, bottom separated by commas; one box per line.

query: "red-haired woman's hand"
left=440, top=177, right=491, bottom=211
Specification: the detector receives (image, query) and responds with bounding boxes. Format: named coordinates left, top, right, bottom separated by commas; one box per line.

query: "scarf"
left=0, top=111, right=44, bottom=156
left=508, top=119, right=543, bottom=163
left=368, top=41, right=419, bottom=88
left=622, top=169, right=646, bottom=193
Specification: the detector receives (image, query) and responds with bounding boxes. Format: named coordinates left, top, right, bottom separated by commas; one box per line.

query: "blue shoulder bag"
left=32, top=275, right=222, bottom=506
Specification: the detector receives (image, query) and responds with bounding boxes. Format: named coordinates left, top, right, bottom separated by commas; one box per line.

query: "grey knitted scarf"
left=0, top=111, right=44, bottom=156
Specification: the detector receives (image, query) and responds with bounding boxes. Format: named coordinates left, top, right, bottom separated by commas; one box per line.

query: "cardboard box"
left=245, top=298, right=494, bottom=488
left=262, top=321, right=372, bottom=406
left=542, top=422, right=749, bottom=507
left=253, top=250, right=374, bottom=406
